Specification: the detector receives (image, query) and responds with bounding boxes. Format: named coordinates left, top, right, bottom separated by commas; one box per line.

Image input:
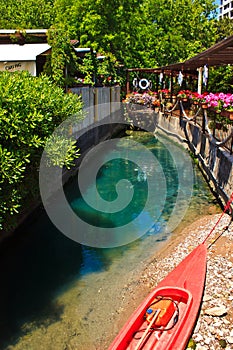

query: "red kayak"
left=108, top=243, right=207, bottom=350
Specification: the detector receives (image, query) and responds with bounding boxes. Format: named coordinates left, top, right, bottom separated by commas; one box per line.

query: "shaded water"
left=0, top=131, right=219, bottom=350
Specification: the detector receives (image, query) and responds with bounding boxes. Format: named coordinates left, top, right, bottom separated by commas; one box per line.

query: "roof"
left=0, top=44, right=51, bottom=62
left=74, top=48, right=92, bottom=53
left=0, top=29, right=47, bottom=34
left=0, top=29, right=48, bottom=44
left=184, top=35, right=233, bottom=68
left=70, top=39, right=79, bottom=46
left=158, top=34, right=233, bottom=73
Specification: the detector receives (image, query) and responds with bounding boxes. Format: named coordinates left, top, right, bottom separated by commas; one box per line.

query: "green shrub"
left=0, top=71, right=83, bottom=232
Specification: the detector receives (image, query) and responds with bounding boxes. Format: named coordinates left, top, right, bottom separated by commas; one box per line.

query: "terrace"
left=125, top=34, right=233, bottom=154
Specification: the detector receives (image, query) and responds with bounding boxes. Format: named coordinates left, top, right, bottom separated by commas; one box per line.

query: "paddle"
left=134, top=309, right=161, bottom=350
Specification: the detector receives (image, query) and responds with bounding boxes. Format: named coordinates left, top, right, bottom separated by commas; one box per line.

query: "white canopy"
left=0, top=43, right=50, bottom=62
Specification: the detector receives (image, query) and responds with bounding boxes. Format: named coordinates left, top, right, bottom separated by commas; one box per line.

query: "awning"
left=74, top=48, right=92, bottom=53
left=126, top=34, right=233, bottom=93
left=158, top=34, right=233, bottom=73
left=0, top=43, right=51, bottom=62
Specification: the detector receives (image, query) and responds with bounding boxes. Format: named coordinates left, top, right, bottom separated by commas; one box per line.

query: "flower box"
left=221, top=110, right=233, bottom=120
left=177, top=89, right=192, bottom=101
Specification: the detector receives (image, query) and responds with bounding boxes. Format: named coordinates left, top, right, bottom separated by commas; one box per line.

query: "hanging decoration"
left=133, top=78, right=138, bottom=88
left=203, top=65, right=208, bottom=86
left=178, top=71, right=183, bottom=86
left=131, top=71, right=153, bottom=91
left=159, top=72, right=163, bottom=84
left=139, top=78, right=150, bottom=90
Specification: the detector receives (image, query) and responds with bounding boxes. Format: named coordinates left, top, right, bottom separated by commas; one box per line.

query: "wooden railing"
left=161, top=98, right=233, bottom=155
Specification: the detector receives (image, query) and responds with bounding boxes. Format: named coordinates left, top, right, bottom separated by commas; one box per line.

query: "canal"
left=0, top=130, right=219, bottom=350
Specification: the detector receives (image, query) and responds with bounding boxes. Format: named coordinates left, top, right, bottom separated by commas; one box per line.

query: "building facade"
left=0, top=43, right=51, bottom=76
left=219, top=0, right=233, bottom=19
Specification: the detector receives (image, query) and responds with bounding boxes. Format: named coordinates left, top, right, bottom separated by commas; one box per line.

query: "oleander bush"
left=0, top=70, right=83, bottom=232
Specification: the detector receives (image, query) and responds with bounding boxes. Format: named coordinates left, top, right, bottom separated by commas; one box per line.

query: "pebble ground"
left=136, top=213, right=233, bottom=350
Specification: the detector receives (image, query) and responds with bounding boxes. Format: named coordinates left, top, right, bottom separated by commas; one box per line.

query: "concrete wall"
left=70, top=85, right=121, bottom=132
left=62, top=85, right=124, bottom=182
left=156, top=112, right=233, bottom=208
left=69, top=85, right=122, bottom=138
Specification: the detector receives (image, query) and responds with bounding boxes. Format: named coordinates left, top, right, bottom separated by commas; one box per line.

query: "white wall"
left=0, top=61, right=36, bottom=75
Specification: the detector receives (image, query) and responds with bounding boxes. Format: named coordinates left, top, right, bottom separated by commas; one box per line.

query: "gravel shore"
left=106, top=213, right=233, bottom=350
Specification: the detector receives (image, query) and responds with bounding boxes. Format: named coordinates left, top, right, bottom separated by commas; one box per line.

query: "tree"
left=0, top=0, right=220, bottom=71
left=0, top=0, right=55, bottom=29
left=207, top=65, right=233, bottom=93
left=214, top=17, right=233, bottom=42
left=54, top=0, right=146, bottom=67
left=52, top=0, right=219, bottom=77
left=140, top=0, right=217, bottom=67
left=203, top=18, right=233, bottom=93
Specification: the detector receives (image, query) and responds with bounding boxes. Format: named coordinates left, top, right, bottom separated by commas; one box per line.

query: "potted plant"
left=189, top=92, right=202, bottom=105
left=159, top=89, right=170, bottom=98
left=165, top=102, right=174, bottom=112
left=223, top=95, right=233, bottom=120
left=204, top=92, right=233, bottom=119
left=177, top=90, right=191, bottom=101
left=222, top=106, right=233, bottom=120
left=209, top=111, right=230, bottom=131
left=197, top=92, right=209, bottom=108
left=152, top=99, right=161, bottom=112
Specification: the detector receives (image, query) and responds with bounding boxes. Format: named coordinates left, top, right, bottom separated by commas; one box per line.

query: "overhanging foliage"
left=0, top=71, right=83, bottom=232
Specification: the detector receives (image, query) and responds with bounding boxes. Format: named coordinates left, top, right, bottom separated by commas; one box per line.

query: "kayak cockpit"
left=110, top=286, right=193, bottom=350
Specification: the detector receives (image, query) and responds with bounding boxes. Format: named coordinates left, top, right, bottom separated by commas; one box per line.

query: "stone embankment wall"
left=156, top=112, right=233, bottom=208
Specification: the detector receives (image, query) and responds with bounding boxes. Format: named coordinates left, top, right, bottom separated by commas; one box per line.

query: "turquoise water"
left=0, top=130, right=218, bottom=350
left=66, top=135, right=174, bottom=245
